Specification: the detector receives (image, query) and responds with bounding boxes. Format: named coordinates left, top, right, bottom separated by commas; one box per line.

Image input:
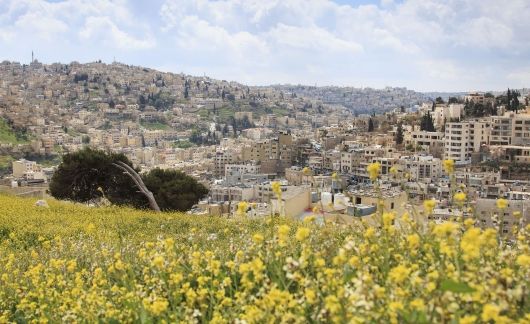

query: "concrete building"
left=12, top=159, right=45, bottom=180
left=490, top=112, right=530, bottom=146
left=444, top=121, right=490, bottom=163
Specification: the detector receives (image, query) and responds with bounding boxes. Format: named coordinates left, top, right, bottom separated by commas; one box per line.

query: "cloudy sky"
left=0, top=0, right=529, bottom=92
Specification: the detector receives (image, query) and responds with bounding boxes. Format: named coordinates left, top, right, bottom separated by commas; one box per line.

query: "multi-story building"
left=224, top=164, right=260, bottom=178
left=444, top=120, right=490, bottom=163
left=12, top=159, right=45, bottom=180
left=490, top=112, right=530, bottom=146
left=397, top=155, right=442, bottom=183
left=406, top=130, right=444, bottom=154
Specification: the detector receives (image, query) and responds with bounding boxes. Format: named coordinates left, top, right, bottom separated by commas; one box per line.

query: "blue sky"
left=0, top=0, right=529, bottom=92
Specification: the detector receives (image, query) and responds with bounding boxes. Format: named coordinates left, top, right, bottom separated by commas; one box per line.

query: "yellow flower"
left=366, top=162, right=381, bottom=181
left=331, top=172, right=338, bottom=180
left=271, top=181, right=282, bottom=198
left=410, top=299, right=425, bottom=311
left=237, top=201, right=249, bottom=216
left=407, top=234, right=420, bottom=249
left=389, top=166, right=398, bottom=175
left=150, top=298, right=169, bottom=316
left=443, top=159, right=455, bottom=174
left=305, top=288, right=317, bottom=304
left=86, top=223, right=96, bottom=234
left=459, top=315, right=477, bottom=324
left=252, top=233, right=264, bottom=244
left=423, top=199, right=436, bottom=214
left=295, top=227, right=310, bottom=242
left=389, top=265, right=411, bottom=284
left=481, top=304, right=500, bottom=322
left=153, top=256, right=164, bottom=268
left=454, top=192, right=466, bottom=204
left=278, top=225, right=290, bottom=236
left=516, top=254, right=530, bottom=268
left=302, top=167, right=312, bottom=176
left=303, top=215, right=316, bottom=224
left=460, top=228, right=482, bottom=261
left=433, top=222, right=458, bottom=238
left=496, top=198, right=508, bottom=209
left=382, top=212, right=395, bottom=227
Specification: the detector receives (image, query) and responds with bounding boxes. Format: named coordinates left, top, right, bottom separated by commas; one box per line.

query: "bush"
left=138, top=168, right=208, bottom=212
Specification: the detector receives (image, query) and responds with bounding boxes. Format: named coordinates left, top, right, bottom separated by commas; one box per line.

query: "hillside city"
left=1, top=59, right=529, bottom=235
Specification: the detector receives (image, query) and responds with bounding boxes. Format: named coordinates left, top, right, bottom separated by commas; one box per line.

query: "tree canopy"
left=50, top=148, right=208, bottom=211
left=368, top=118, right=374, bottom=132
left=137, top=168, right=208, bottom=212
left=420, top=112, right=436, bottom=132
left=49, top=147, right=140, bottom=205
left=395, top=123, right=404, bottom=145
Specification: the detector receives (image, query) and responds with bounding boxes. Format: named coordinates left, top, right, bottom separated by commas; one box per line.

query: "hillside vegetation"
left=0, top=118, right=30, bottom=145
left=0, top=195, right=529, bottom=323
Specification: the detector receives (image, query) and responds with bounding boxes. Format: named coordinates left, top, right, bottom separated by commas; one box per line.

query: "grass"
left=0, top=194, right=528, bottom=322
left=0, top=118, right=29, bottom=145
left=140, top=121, right=171, bottom=130
left=0, top=155, right=14, bottom=174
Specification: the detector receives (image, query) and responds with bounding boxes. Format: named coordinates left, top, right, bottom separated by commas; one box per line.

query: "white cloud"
left=0, top=0, right=154, bottom=50
left=0, top=0, right=528, bottom=91
left=80, top=16, right=155, bottom=50
left=507, top=70, right=530, bottom=87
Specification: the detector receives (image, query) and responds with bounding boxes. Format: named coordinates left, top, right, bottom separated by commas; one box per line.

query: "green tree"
left=138, top=168, right=208, bottom=212
left=395, top=123, right=404, bottom=145
left=49, top=148, right=141, bottom=205
left=420, top=111, right=436, bottom=132
left=368, top=118, right=374, bottom=132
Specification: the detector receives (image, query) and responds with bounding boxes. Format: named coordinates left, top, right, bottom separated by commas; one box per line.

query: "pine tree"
left=368, top=118, right=374, bottom=132
left=395, top=123, right=404, bottom=145
left=420, top=112, right=436, bottom=132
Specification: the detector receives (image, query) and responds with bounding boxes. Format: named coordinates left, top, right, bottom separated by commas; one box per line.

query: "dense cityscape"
left=1, top=59, right=529, bottom=234
left=1, top=0, right=529, bottom=322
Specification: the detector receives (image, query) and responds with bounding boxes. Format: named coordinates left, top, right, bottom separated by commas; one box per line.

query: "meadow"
left=0, top=194, right=529, bottom=323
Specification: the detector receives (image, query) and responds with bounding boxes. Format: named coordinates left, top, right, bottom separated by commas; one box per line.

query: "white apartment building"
left=224, top=164, right=260, bottom=177
left=209, top=184, right=254, bottom=203
left=432, top=104, right=464, bottom=126
left=397, top=155, right=442, bottom=182
left=12, top=159, right=45, bottom=180
left=490, top=112, right=530, bottom=146
left=444, top=121, right=490, bottom=163
left=406, top=131, right=444, bottom=153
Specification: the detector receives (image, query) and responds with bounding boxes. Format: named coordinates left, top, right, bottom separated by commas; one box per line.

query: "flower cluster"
left=0, top=195, right=529, bottom=323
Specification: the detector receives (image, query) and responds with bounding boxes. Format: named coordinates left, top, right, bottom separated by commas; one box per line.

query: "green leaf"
left=440, top=279, right=475, bottom=293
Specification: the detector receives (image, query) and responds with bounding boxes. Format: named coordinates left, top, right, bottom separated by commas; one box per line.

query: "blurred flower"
left=496, top=198, right=508, bottom=210
left=454, top=192, right=466, bottom=204
left=295, top=227, right=310, bottom=242
left=237, top=201, right=249, bottom=216
left=443, top=159, right=455, bottom=174
left=423, top=199, right=436, bottom=214
left=367, top=162, right=381, bottom=181
left=271, top=181, right=282, bottom=198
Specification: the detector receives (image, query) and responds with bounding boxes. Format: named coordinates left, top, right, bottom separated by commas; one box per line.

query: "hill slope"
left=0, top=195, right=528, bottom=322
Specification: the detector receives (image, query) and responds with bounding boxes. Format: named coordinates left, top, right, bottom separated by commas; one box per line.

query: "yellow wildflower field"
left=0, top=195, right=529, bottom=323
